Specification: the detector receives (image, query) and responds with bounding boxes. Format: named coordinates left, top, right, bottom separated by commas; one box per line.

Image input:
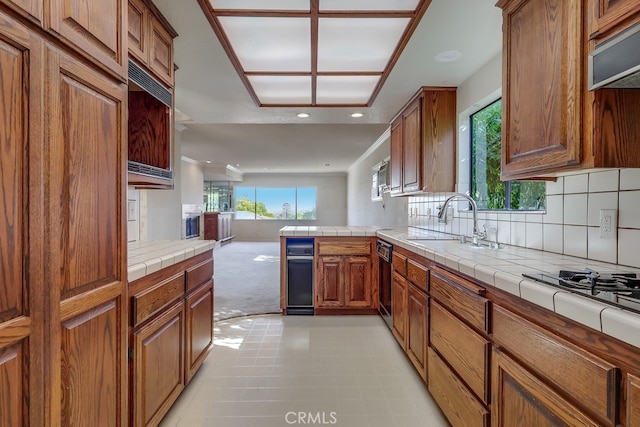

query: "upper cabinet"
left=127, top=0, right=176, bottom=87
left=498, top=0, right=640, bottom=180
left=589, top=0, right=640, bottom=40
left=48, top=0, right=127, bottom=79
left=389, top=87, right=456, bottom=196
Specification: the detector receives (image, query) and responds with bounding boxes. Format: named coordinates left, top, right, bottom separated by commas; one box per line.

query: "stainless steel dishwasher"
left=286, top=238, right=314, bottom=315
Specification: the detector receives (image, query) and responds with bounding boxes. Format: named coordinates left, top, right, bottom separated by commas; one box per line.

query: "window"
left=234, top=187, right=317, bottom=220
left=471, top=99, right=545, bottom=210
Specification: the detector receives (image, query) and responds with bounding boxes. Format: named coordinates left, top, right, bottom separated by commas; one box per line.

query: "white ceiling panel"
left=317, top=18, right=410, bottom=71
left=210, top=0, right=309, bottom=11
left=219, top=17, right=311, bottom=71
left=248, top=75, right=312, bottom=104
left=319, top=0, right=420, bottom=11
left=316, top=75, right=380, bottom=104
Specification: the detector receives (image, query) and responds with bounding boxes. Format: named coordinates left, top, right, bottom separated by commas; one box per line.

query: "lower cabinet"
left=391, top=271, right=408, bottom=349
left=492, top=348, right=600, bottom=427
left=628, top=374, right=640, bottom=426
left=129, top=251, right=214, bottom=427
left=314, top=238, right=375, bottom=312
left=406, top=283, right=428, bottom=382
left=131, top=302, right=185, bottom=427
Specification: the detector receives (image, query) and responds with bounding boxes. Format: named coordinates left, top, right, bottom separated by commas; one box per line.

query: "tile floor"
left=160, top=314, right=449, bottom=427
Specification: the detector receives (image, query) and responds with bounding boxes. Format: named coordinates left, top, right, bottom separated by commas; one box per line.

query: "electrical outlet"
left=599, top=209, right=617, bottom=238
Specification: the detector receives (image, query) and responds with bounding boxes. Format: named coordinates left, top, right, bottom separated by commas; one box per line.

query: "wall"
left=232, top=173, right=348, bottom=241
left=347, top=132, right=408, bottom=226
left=407, top=52, right=640, bottom=269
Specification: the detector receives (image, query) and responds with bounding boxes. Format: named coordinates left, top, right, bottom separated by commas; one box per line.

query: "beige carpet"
left=213, top=241, right=281, bottom=321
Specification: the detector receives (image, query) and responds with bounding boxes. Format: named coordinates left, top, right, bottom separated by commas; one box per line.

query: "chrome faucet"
left=438, top=193, right=486, bottom=244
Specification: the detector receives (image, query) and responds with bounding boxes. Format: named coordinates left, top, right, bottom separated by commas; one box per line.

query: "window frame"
left=234, top=186, right=317, bottom=220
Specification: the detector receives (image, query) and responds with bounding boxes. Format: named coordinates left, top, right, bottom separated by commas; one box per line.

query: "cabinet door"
left=344, top=256, right=372, bottom=308
left=3, top=0, right=43, bottom=24
left=492, top=348, right=600, bottom=427
left=0, top=13, right=43, bottom=427
left=406, top=284, right=428, bottom=382
left=132, top=302, right=185, bottom=427
left=628, top=373, right=640, bottom=427
left=46, top=46, right=127, bottom=427
left=498, top=0, right=583, bottom=179
left=391, top=271, right=407, bottom=349
left=402, top=97, right=422, bottom=193
left=127, top=0, right=147, bottom=64
left=422, top=88, right=456, bottom=192
left=47, top=0, right=126, bottom=78
left=590, top=0, right=640, bottom=39
left=149, top=14, right=174, bottom=87
left=389, top=118, right=403, bottom=194
left=317, top=256, right=345, bottom=307
left=186, top=281, right=214, bottom=382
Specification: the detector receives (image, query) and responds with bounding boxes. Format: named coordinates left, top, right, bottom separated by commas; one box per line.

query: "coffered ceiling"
left=152, top=0, right=503, bottom=177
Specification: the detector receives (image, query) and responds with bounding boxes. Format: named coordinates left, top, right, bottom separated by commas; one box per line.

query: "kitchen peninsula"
left=280, top=225, right=640, bottom=426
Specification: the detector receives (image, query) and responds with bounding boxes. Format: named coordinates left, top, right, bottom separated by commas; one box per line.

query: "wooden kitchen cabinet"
left=129, top=251, right=214, bottom=426
left=127, top=0, right=177, bottom=87
left=406, top=282, right=428, bottom=382
left=314, top=238, right=376, bottom=313
left=131, top=302, right=185, bottom=427
left=389, top=87, right=456, bottom=195
left=627, top=374, right=640, bottom=426
left=48, top=0, right=127, bottom=79
left=2, top=0, right=43, bottom=25
left=493, top=348, right=600, bottom=427
left=498, top=0, right=640, bottom=180
left=589, top=0, right=640, bottom=40
left=391, top=271, right=408, bottom=349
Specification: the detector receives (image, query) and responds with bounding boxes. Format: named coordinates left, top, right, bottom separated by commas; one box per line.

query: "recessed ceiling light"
left=297, top=113, right=310, bottom=118
left=434, top=50, right=462, bottom=63
left=351, top=112, right=364, bottom=118
left=206, top=160, right=212, bottom=164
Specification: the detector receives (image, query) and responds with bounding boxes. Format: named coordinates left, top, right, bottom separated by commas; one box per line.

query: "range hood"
left=589, top=22, right=640, bottom=90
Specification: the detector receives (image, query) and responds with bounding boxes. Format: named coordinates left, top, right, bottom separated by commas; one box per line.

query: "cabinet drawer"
left=132, top=273, right=184, bottom=326
left=186, top=258, right=213, bottom=293
left=317, top=240, right=371, bottom=256
left=428, top=348, right=489, bottom=427
left=431, top=301, right=490, bottom=404
left=407, top=259, right=428, bottom=292
left=430, top=269, right=488, bottom=333
left=392, top=252, right=407, bottom=276
left=492, top=305, right=618, bottom=425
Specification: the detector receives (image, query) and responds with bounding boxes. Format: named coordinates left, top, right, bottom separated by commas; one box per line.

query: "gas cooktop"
left=522, top=269, right=640, bottom=312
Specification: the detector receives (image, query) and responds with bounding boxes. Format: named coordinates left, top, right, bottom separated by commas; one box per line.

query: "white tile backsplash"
left=408, top=168, right=640, bottom=268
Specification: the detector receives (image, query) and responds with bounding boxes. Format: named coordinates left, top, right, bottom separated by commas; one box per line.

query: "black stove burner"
left=522, top=269, right=640, bottom=301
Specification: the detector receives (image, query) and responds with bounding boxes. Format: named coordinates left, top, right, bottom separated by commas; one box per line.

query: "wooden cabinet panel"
left=128, top=90, right=171, bottom=171
left=589, top=0, right=640, bottom=39
left=492, top=348, right=600, bottom=427
left=406, top=283, right=427, bottom=382
left=493, top=305, right=618, bottom=425
left=430, top=269, right=488, bottom=333
left=132, top=302, right=185, bottom=427
left=498, top=0, right=583, bottom=179
left=392, top=251, right=407, bottom=276
left=48, top=0, right=126, bottom=78
left=406, top=259, right=428, bottom=292
left=132, top=273, right=184, bottom=326
left=186, top=280, right=214, bottom=382
left=3, top=0, right=43, bottom=25
left=391, top=271, right=407, bottom=349
left=344, top=256, right=372, bottom=308
left=60, top=296, right=124, bottom=426
left=402, top=98, right=421, bottom=193
left=127, top=0, right=146, bottom=63
left=428, top=348, right=489, bottom=427
left=431, top=301, right=490, bottom=403
left=317, top=256, right=344, bottom=307
left=389, top=119, right=402, bottom=194
left=0, top=341, right=27, bottom=427
left=628, top=373, right=640, bottom=427
left=186, top=258, right=214, bottom=292
left=317, top=240, right=371, bottom=256
left=149, top=14, right=174, bottom=86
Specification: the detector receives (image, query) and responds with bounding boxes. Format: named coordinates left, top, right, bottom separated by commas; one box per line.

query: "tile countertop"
left=376, top=227, right=640, bottom=349
left=128, top=240, right=216, bottom=283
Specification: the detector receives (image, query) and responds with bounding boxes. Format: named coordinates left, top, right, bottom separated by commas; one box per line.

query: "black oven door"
left=377, top=241, right=392, bottom=329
